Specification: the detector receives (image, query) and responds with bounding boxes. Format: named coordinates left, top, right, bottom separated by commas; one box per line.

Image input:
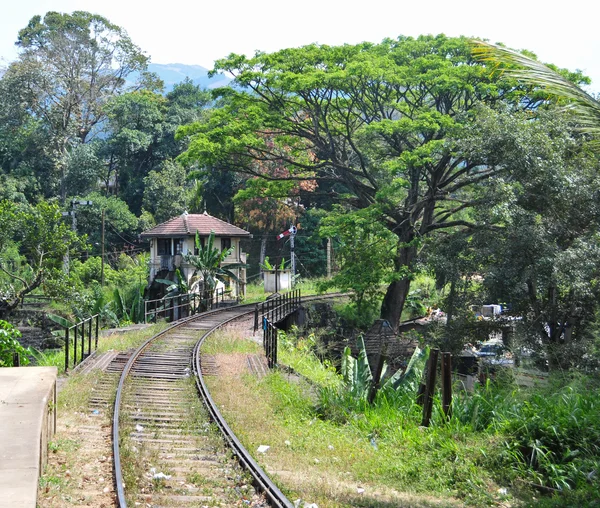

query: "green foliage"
left=112, top=284, right=145, bottom=324
left=340, top=337, right=373, bottom=400
left=63, top=143, right=104, bottom=195
left=106, top=253, right=149, bottom=288
left=338, top=336, right=428, bottom=403
left=183, top=231, right=245, bottom=298
left=74, top=193, right=140, bottom=255
left=0, top=200, right=85, bottom=312
left=333, top=300, right=381, bottom=330
left=381, top=346, right=429, bottom=394
left=11, top=11, right=147, bottom=199
left=142, top=159, right=190, bottom=224
left=0, top=320, right=31, bottom=366
left=318, top=205, right=396, bottom=320
left=259, top=256, right=288, bottom=271
left=178, top=34, right=542, bottom=329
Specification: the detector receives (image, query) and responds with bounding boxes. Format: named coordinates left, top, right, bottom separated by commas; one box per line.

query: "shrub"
left=0, top=320, right=31, bottom=366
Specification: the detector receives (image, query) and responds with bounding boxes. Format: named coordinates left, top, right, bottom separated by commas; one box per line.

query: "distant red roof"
left=140, top=212, right=251, bottom=238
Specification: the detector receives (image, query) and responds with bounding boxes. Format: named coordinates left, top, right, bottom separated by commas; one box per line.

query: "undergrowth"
left=273, top=329, right=600, bottom=506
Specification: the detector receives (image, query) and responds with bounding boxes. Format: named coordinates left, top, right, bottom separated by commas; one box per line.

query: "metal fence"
left=263, top=318, right=278, bottom=368
left=144, top=288, right=229, bottom=323
left=253, top=289, right=301, bottom=332
left=255, top=289, right=302, bottom=369
left=64, top=314, right=100, bottom=372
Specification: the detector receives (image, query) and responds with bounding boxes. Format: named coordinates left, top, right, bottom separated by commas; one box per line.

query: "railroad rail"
left=112, top=293, right=346, bottom=507
left=113, top=305, right=293, bottom=508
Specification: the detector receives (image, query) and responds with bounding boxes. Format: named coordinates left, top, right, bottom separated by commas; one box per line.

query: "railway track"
left=112, top=305, right=273, bottom=507
left=112, top=294, right=346, bottom=507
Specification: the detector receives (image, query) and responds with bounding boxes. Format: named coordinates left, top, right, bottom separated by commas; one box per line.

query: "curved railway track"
left=113, top=294, right=342, bottom=508
left=112, top=294, right=346, bottom=507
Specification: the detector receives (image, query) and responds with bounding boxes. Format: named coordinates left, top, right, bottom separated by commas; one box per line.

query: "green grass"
left=243, top=277, right=341, bottom=304
left=208, top=333, right=600, bottom=507
left=201, top=328, right=262, bottom=355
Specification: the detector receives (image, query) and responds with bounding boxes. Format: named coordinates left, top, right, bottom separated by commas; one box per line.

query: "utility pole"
left=61, top=199, right=93, bottom=272
left=276, top=224, right=298, bottom=287
left=290, top=228, right=296, bottom=283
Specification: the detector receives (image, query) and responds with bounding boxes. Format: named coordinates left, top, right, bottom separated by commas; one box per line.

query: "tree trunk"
left=380, top=239, right=417, bottom=331
left=259, top=236, right=267, bottom=278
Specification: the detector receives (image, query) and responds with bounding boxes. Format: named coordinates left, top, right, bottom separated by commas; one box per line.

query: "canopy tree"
left=424, top=109, right=600, bottom=363
left=178, top=34, right=557, bottom=330
left=5, top=11, right=147, bottom=199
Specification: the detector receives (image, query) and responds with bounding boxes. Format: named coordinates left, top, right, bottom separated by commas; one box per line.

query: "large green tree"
left=6, top=11, right=147, bottom=199
left=178, top=35, right=549, bottom=330
left=426, top=109, right=600, bottom=366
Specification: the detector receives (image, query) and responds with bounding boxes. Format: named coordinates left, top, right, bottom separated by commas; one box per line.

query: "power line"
left=105, top=219, right=139, bottom=246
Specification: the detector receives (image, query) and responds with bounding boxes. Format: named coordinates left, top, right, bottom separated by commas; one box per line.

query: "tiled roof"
left=140, top=212, right=251, bottom=238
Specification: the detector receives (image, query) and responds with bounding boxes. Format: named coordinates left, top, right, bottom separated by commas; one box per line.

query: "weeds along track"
left=112, top=305, right=292, bottom=508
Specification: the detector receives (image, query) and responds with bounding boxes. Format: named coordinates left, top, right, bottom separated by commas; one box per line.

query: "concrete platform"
left=0, top=367, right=57, bottom=508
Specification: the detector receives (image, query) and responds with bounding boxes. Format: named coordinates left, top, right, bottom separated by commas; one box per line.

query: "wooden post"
left=368, top=344, right=387, bottom=404
left=421, top=348, right=439, bottom=427
left=441, top=352, right=452, bottom=421
left=416, top=382, right=426, bottom=406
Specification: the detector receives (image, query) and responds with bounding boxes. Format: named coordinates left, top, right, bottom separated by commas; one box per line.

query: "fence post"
left=421, top=348, right=439, bottom=427
left=88, top=317, right=92, bottom=357
left=442, top=352, right=452, bottom=421
left=81, top=321, right=85, bottom=361
left=254, top=304, right=259, bottom=333
left=272, top=326, right=278, bottom=367
left=95, top=315, right=100, bottom=349
left=65, top=327, right=70, bottom=372
left=73, top=325, right=78, bottom=368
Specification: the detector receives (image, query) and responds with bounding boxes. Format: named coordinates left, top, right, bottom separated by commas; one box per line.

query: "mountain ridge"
left=133, top=62, right=231, bottom=91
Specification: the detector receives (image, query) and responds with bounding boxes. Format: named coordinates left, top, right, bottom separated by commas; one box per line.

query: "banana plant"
left=341, top=335, right=430, bottom=402
left=340, top=336, right=373, bottom=400
left=183, top=231, right=246, bottom=301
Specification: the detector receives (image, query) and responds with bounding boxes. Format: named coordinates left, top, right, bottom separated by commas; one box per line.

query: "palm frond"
left=471, top=40, right=600, bottom=134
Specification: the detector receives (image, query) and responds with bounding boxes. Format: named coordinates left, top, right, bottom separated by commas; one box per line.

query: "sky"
left=1, top=0, right=599, bottom=93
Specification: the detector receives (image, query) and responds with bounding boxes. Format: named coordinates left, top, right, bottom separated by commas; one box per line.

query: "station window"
left=157, top=238, right=171, bottom=255
left=175, top=239, right=183, bottom=255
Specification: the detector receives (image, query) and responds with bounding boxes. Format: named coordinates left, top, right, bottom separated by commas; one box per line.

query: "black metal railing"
left=253, top=289, right=301, bottom=332
left=263, top=318, right=278, bottom=368
left=64, top=314, right=100, bottom=372
left=255, top=290, right=301, bottom=369
left=144, top=288, right=230, bottom=323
